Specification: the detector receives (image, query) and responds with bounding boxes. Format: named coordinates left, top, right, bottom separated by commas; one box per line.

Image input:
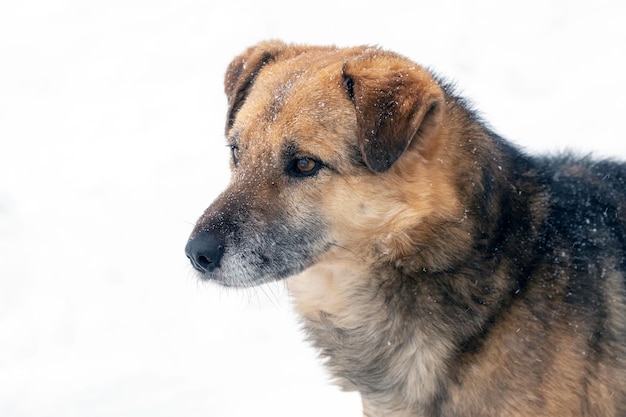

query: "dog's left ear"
left=342, top=50, right=444, bottom=172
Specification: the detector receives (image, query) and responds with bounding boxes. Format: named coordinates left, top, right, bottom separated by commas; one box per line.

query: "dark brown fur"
left=185, top=41, right=626, bottom=416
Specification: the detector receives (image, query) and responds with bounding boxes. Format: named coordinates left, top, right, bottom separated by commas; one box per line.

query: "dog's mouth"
left=185, top=225, right=332, bottom=288
left=189, top=247, right=327, bottom=288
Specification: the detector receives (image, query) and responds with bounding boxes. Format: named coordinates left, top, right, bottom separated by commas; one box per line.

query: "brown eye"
left=296, top=158, right=316, bottom=173
left=287, top=157, right=323, bottom=177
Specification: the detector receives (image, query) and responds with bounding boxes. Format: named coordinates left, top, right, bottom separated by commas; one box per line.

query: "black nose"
left=185, top=230, right=225, bottom=273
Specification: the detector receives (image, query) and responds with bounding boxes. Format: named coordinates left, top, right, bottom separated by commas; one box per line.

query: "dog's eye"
left=287, top=157, right=322, bottom=177
left=230, top=145, right=239, bottom=166
left=297, top=158, right=316, bottom=173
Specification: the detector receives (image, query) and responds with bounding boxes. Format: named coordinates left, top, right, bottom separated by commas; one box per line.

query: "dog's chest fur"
left=288, top=258, right=454, bottom=414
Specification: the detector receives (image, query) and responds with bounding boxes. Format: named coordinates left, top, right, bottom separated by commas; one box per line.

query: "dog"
left=185, top=40, right=626, bottom=416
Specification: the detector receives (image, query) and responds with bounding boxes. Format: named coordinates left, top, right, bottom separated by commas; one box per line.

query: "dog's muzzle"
left=185, top=230, right=225, bottom=273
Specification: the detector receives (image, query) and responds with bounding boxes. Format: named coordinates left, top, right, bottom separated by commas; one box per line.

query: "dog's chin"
left=196, top=260, right=310, bottom=288
left=197, top=270, right=279, bottom=288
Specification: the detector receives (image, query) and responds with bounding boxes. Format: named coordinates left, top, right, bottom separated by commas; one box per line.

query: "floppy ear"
left=223, top=40, right=285, bottom=133
left=341, top=50, right=444, bottom=172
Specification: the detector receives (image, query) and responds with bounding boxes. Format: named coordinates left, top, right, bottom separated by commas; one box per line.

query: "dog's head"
left=185, top=41, right=458, bottom=286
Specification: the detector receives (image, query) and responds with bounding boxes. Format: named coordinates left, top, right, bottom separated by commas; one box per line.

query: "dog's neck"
left=287, top=253, right=454, bottom=413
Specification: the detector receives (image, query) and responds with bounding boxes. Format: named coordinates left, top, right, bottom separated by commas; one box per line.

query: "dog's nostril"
left=185, top=231, right=225, bottom=274
left=197, top=255, right=212, bottom=270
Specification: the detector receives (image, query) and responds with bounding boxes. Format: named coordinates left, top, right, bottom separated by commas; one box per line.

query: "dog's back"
left=434, top=148, right=626, bottom=416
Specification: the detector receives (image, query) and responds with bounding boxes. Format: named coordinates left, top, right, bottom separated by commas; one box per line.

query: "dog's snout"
left=185, top=231, right=225, bottom=273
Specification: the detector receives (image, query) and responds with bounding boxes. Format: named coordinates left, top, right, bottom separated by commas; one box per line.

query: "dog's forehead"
left=230, top=53, right=356, bottom=157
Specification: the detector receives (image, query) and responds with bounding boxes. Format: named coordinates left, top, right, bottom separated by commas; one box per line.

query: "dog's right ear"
left=223, top=41, right=285, bottom=134
left=224, top=41, right=330, bottom=134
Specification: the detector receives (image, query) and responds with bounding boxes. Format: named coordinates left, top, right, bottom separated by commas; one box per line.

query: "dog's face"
left=185, top=41, right=458, bottom=287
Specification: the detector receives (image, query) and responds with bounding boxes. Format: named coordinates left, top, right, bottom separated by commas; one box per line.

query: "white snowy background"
left=1, top=0, right=626, bottom=416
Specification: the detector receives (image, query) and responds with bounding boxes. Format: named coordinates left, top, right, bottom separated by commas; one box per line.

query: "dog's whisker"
left=257, top=281, right=284, bottom=309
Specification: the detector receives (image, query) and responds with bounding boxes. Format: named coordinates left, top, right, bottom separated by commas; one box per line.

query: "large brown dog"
left=185, top=41, right=626, bottom=416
